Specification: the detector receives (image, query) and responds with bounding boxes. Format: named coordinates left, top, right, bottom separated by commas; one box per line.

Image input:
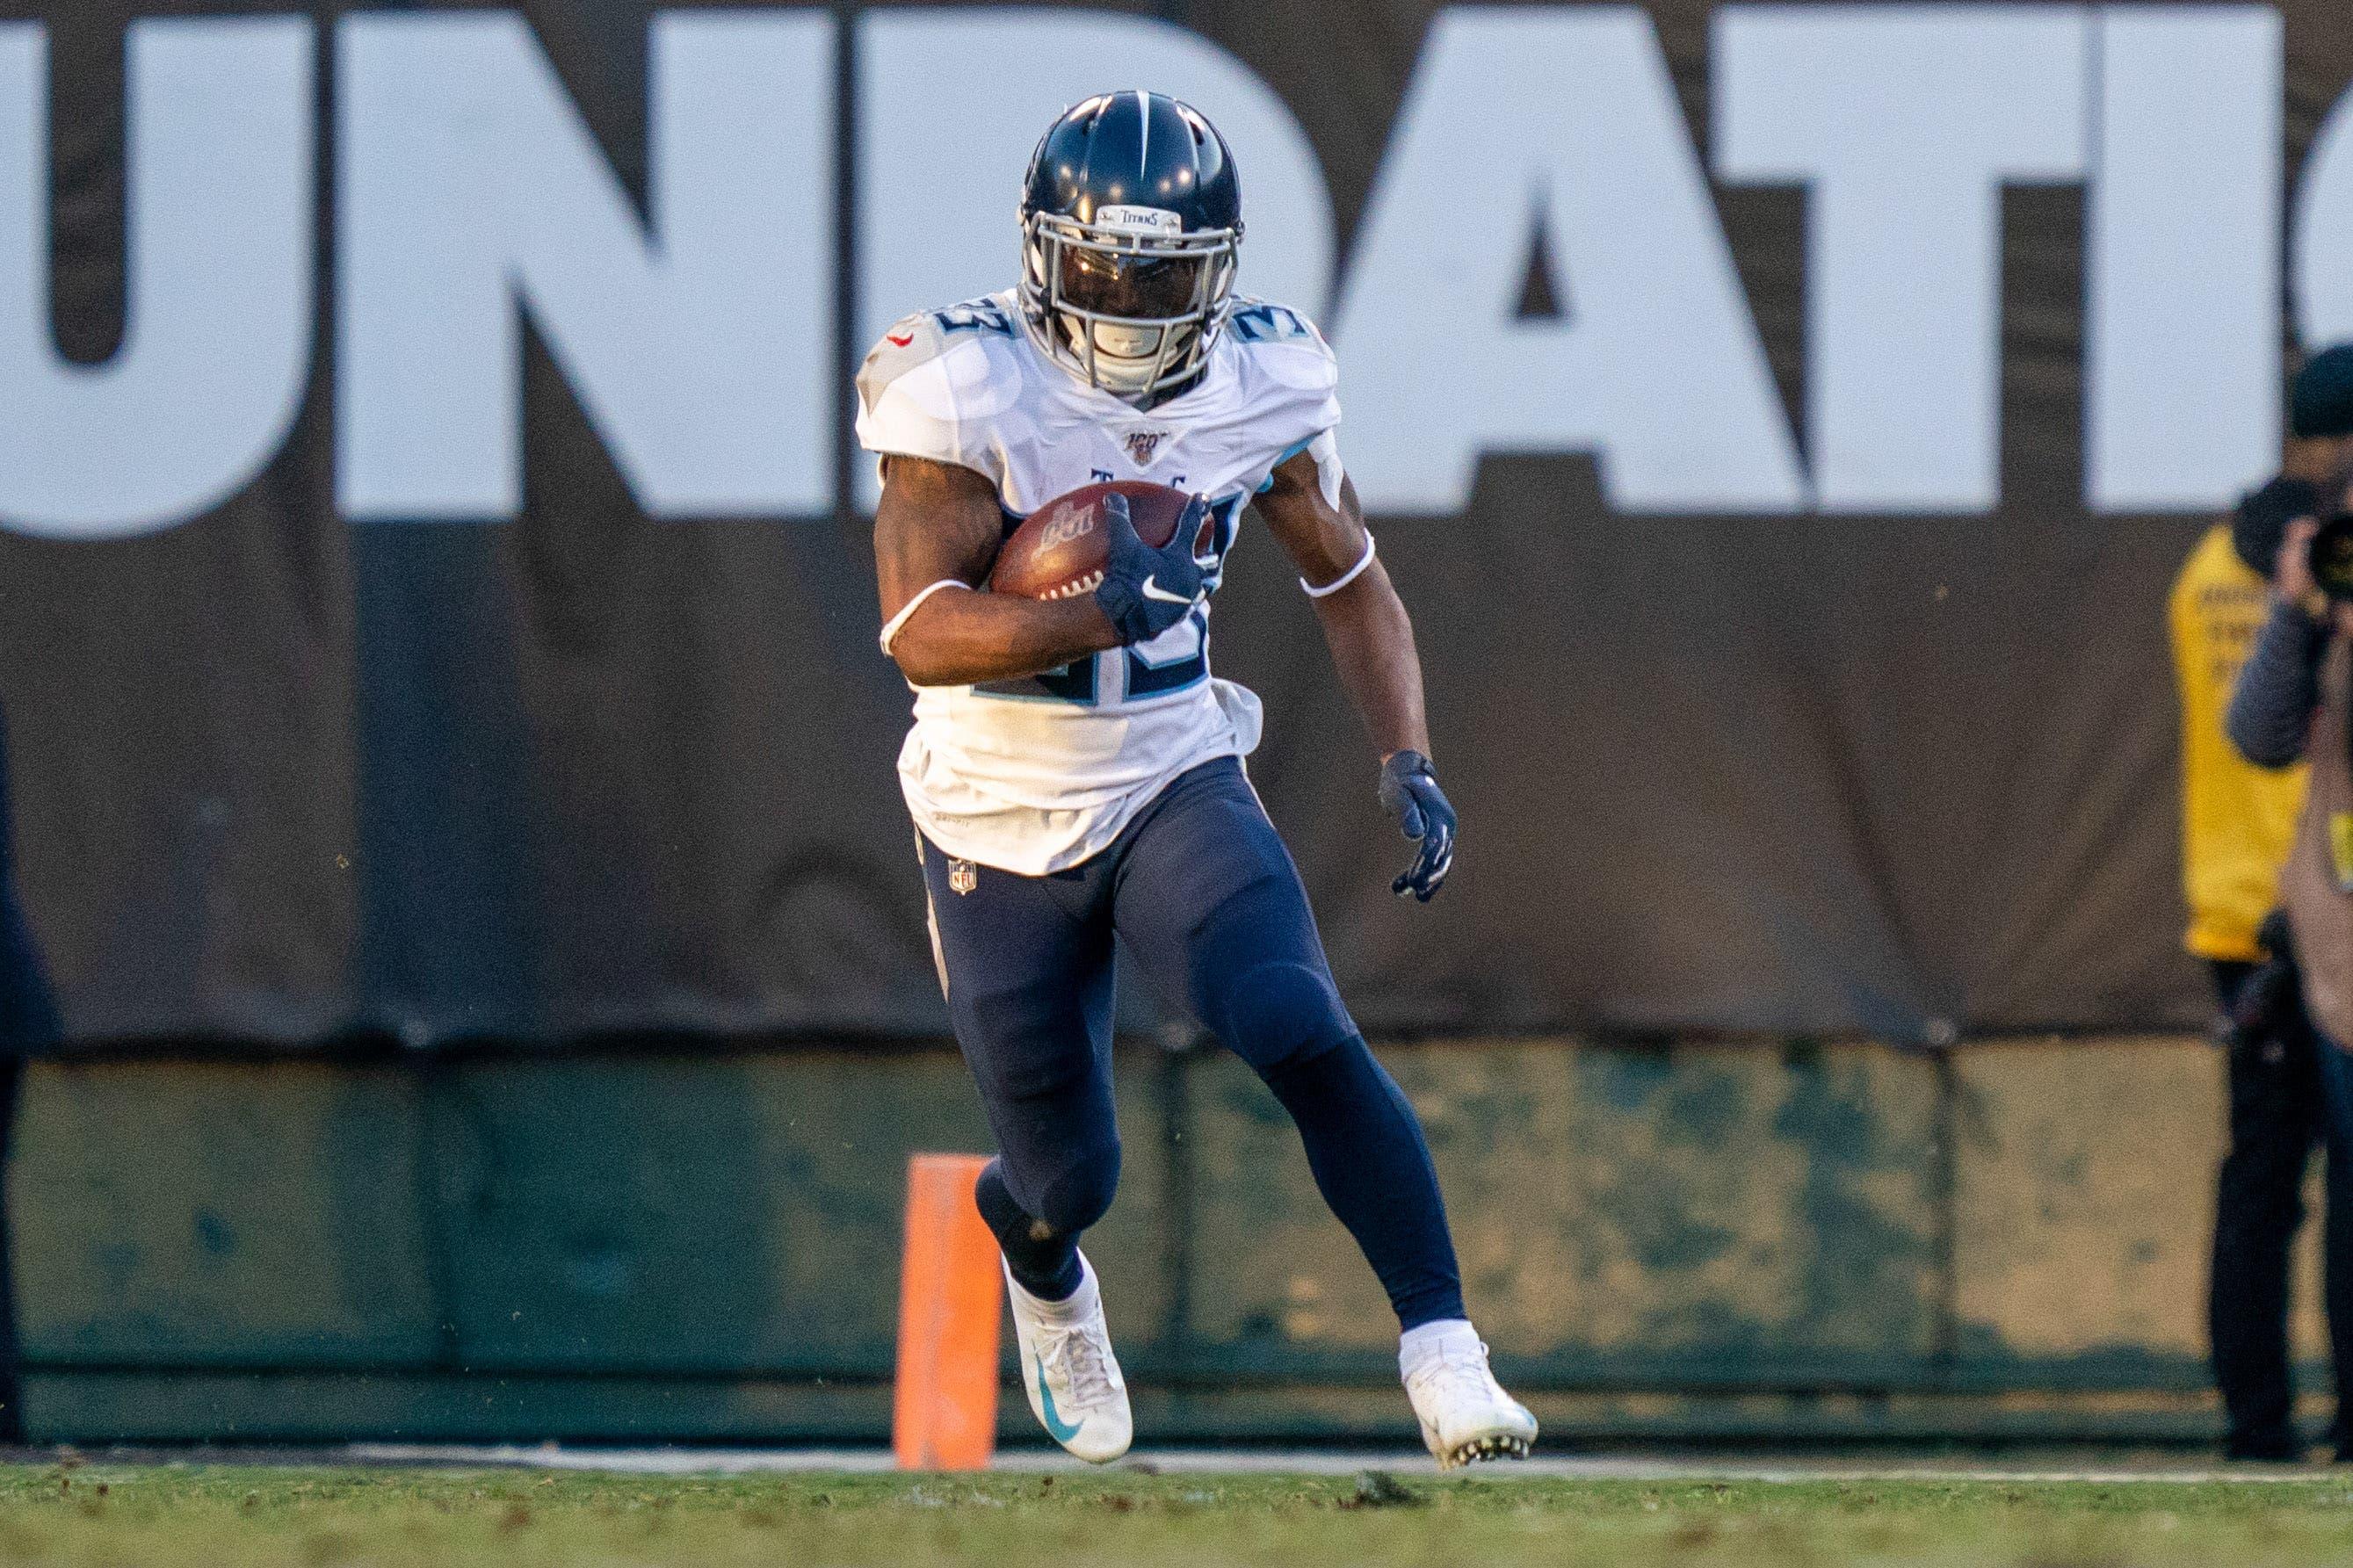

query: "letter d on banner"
left=894, top=1153, right=1002, bottom=1470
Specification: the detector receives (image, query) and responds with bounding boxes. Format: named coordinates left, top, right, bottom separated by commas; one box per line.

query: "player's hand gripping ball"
left=991, top=481, right=1213, bottom=646
left=1379, top=750, right=1457, bottom=902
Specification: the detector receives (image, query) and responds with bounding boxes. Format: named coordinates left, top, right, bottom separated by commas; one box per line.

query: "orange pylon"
left=893, top=1153, right=1003, bottom=1470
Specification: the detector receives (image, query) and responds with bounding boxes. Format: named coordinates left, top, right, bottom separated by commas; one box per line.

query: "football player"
left=858, top=90, right=1534, bottom=1469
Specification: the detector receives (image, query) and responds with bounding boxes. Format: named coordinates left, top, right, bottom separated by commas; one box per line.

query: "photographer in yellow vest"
left=2176, top=345, right=2353, bottom=1460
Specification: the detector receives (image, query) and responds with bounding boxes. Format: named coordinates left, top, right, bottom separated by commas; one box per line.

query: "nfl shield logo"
left=1123, top=430, right=1165, bottom=466
left=948, top=858, right=978, bottom=896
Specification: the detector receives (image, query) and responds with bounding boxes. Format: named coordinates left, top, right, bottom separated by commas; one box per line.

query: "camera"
left=2309, top=512, right=2353, bottom=602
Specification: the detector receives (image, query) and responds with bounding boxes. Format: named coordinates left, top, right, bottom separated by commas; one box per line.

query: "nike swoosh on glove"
left=1379, top=749, right=1457, bottom=902
left=1094, top=491, right=1210, bottom=646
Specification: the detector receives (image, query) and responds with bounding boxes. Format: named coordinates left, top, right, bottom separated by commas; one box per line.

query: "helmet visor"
left=1020, top=212, right=1239, bottom=399
left=1057, top=245, right=1205, bottom=322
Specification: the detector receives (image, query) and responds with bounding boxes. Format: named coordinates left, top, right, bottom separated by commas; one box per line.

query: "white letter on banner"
left=0, top=18, right=312, bottom=539
left=2296, top=78, right=2353, bottom=353
left=1715, top=5, right=2087, bottom=514
left=338, top=11, right=832, bottom=521
left=2087, top=7, right=2280, bottom=512
left=856, top=8, right=1332, bottom=510
left=1330, top=7, right=1800, bottom=516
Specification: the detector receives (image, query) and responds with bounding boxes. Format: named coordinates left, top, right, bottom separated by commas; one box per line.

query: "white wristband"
left=1300, top=533, right=1377, bottom=599
left=879, top=578, right=972, bottom=655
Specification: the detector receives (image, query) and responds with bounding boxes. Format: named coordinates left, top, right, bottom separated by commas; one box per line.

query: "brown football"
left=988, top=481, right=1200, bottom=601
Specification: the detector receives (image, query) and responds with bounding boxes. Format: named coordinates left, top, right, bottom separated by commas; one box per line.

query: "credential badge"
left=948, top=858, right=978, bottom=896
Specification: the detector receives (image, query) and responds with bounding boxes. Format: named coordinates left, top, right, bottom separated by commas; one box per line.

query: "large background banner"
left=2, top=0, right=2348, bottom=1048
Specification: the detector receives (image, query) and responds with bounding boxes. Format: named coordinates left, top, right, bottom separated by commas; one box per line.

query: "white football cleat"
left=1003, top=1252, right=1132, bottom=1463
left=1401, top=1322, right=1538, bottom=1470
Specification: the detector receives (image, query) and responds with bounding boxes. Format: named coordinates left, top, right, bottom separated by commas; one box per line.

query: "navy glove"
left=1379, top=750, right=1456, bottom=902
left=1094, top=490, right=1209, bottom=646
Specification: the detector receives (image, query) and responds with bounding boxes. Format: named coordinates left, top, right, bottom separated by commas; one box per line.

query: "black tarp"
left=0, top=0, right=2341, bottom=1048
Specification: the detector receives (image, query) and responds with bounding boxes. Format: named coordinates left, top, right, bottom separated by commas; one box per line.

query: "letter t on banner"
left=1715, top=6, right=2089, bottom=514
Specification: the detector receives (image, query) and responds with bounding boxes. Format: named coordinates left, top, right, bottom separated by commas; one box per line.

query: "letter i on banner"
left=894, top=1153, right=1002, bottom=1470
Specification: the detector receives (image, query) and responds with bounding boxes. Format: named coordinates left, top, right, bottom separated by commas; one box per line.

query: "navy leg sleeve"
left=1113, top=760, right=1465, bottom=1328
left=921, top=836, right=1119, bottom=1301
left=1111, top=761, right=1357, bottom=1073
left=1261, top=1039, right=1466, bottom=1329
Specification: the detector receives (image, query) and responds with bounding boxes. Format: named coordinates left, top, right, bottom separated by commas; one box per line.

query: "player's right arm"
left=873, top=455, right=1121, bottom=688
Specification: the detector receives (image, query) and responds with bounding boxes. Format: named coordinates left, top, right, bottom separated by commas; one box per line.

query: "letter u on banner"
left=0, top=18, right=313, bottom=539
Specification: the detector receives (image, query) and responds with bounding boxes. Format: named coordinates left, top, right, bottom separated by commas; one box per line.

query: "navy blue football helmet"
left=1019, top=90, right=1242, bottom=404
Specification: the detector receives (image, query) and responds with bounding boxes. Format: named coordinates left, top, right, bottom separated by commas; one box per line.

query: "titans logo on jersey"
left=856, top=288, right=1342, bottom=875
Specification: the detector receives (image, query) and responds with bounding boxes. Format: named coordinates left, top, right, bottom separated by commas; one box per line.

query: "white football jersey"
left=857, top=289, right=1343, bottom=874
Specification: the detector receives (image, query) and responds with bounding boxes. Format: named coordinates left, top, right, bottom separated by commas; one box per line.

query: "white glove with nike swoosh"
left=1093, top=490, right=1210, bottom=646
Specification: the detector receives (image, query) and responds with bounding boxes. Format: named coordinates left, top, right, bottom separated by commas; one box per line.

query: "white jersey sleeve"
left=853, top=301, right=1022, bottom=487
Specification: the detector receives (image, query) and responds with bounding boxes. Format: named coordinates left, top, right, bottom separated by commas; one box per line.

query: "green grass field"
left=0, top=1463, right=2348, bottom=1566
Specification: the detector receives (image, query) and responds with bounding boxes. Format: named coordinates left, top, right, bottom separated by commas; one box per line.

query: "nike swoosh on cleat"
left=1035, top=1358, right=1084, bottom=1444
left=1139, top=574, right=1195, bottom=604
left=887, top=332, right=914, bottom=346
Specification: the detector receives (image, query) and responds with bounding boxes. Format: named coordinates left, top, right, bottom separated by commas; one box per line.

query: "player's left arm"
left=1256, top=445, right=1455, bottom=902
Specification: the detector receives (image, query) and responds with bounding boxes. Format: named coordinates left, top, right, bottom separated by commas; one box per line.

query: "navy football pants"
left=920, top=757, right=1465, bottom=1330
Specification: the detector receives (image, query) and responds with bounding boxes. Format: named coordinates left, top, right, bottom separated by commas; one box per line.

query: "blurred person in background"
left=0, top=705, right=60, bottom=1442
left=2178, top=346, right=2353, bottom=1460
left=2224, top=345, right=2353, bottom=1460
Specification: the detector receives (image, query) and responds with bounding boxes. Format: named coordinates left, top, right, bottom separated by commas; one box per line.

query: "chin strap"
left=1076, top=331, right=1200, bottom=399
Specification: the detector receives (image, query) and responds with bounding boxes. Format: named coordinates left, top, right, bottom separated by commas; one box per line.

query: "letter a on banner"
left=1333, top=8, right=1802, bottom=516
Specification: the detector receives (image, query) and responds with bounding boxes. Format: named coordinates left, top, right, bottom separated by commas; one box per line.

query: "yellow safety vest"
left=2169, top=524, right=2309, bottom=961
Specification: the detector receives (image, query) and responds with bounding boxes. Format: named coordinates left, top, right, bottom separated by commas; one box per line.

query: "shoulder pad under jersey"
left=1221, top=296, right=1341, bottom=450
left=1225, top=296, right=1329, bottom=352
left=854, top=295, right=1024, bottom=474
left=857, top=297, right=1020, bottom=408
